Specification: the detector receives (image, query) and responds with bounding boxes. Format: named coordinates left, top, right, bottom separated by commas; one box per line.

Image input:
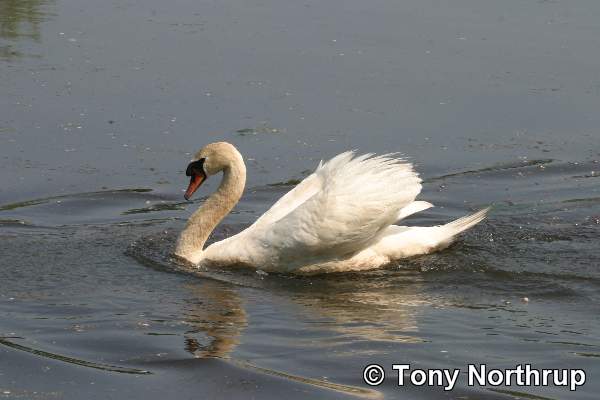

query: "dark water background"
left=1, top=0, right=599, bottom=399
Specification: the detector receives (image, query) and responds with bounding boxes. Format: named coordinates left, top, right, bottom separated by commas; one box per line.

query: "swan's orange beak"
left=184, top=173, right=205, bottom=201
left=184, top=158, right=207, bottom=200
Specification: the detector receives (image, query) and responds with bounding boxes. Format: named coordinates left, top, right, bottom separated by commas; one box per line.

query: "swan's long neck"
left=175, top=157, right=246, bottom=263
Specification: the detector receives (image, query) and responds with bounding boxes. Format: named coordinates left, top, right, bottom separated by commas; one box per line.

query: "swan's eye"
left=186, top=158, right=206, bottom=177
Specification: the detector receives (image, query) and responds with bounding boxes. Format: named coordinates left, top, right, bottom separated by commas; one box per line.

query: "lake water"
left=1, top=0, right=599, bottom=399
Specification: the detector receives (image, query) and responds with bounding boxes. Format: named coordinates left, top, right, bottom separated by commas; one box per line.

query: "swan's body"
left=175, top=142, right=488, bottom=274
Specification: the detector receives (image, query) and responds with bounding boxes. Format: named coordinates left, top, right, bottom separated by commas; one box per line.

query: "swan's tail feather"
left=421, top=207, right=491, bottom=251
left=428, top=206, right=490, bottom=250
left=371, top=207, right=490, bottom=260
left=443, top=206, right=490, bottom=235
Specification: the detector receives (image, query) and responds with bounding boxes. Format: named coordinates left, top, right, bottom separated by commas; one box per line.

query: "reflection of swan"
left=181, top=281, right=246, bottom=358
left=289, top=272, right=429, bottom=344
left=175, top=142, right=488, bottom=273
left=178, top=281, right=385, bottom=398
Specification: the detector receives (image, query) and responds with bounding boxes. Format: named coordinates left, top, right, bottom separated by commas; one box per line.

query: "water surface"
left=1, top=0, right=599, bottom=399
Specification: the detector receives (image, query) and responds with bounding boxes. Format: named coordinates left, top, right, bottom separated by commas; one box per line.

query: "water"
left=1, top=0, right=599, bottom=399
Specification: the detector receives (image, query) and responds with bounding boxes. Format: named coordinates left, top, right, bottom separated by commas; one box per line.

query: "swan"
left=174, top=142, right=489, bottom=274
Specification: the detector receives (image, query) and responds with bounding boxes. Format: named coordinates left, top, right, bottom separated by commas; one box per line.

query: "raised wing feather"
left=250, top=171, right=323, bottom=228
left=252, top=151, right=422, bottom=271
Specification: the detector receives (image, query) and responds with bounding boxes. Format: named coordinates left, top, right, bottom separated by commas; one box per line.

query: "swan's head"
left=183, top=141, right=243, bottom=200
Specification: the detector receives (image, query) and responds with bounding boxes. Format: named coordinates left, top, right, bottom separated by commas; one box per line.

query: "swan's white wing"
left=250, top=171, right=323, bottom=228
left=397, top=201, right=433, bottom=221
left=251, top=151, right=423, bottom=271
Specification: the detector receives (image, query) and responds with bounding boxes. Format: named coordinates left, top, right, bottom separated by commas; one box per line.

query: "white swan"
left=174, top=142, right=489, bottom=274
